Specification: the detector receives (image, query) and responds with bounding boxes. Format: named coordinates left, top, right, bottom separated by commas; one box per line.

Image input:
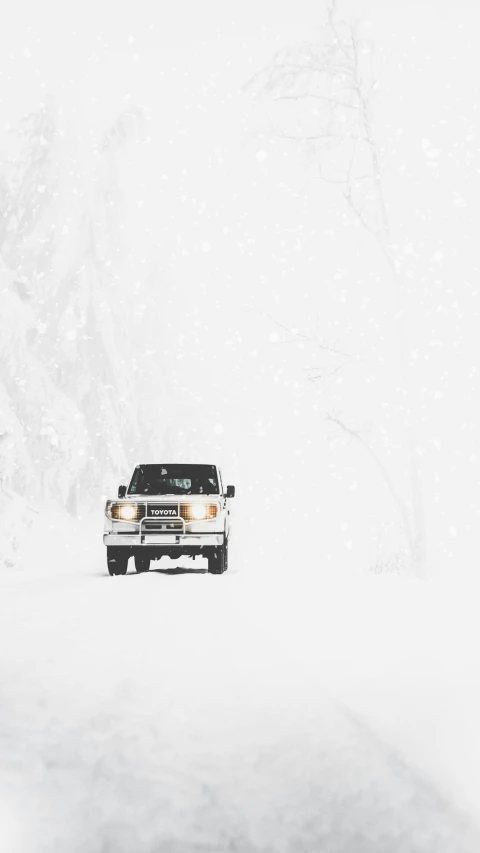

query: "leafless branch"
left=273, top=94, right=359, bottom=110
left=278, top=129, right=366, bottom=142
left=312, top=166, right=348, bottom=184
left=305, top=357, right=356, bottom=381
left=265, top=311, right=352, bottom=357
left=323, top=410, right=414, bottom=549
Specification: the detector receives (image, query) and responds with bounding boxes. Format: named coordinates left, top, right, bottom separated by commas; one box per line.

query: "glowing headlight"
left=118, top=504, right=137, bottom=521
left=190, top=504, right=208, bottom=520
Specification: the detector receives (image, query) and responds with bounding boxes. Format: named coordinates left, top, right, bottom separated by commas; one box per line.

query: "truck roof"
left=135, top=463, right=218, bottom=468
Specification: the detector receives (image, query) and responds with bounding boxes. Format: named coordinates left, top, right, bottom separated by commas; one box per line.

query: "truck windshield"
left=128, top=464, right=219, bottom=496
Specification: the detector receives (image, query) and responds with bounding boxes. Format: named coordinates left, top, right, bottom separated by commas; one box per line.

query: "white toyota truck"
left=103, top=463, right=235, bottom=576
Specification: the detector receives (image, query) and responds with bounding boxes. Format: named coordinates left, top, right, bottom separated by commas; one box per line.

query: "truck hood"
left=118, top=494, right=221, bottom=502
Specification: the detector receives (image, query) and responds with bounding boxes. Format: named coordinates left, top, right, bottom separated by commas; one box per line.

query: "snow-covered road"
left=1, top=523, right=480, bottom=852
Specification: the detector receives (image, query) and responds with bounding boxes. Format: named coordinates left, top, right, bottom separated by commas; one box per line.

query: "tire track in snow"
left=2, top=569, right=480, bottom=852
left=1, top=690, right=479, bottom=853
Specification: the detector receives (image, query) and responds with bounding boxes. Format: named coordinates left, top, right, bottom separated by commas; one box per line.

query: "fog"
left=1, top=3, right=480, bottom=849
left=2, top=0, right=478, bottom=576
left=1, top=0, right=478, bottom=574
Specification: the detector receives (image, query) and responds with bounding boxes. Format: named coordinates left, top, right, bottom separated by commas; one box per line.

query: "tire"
left=107, top=547, right=129, bottom=576
left=134, top=554, right=150, bottom=573
left=208, top=538, right=228, bottom=575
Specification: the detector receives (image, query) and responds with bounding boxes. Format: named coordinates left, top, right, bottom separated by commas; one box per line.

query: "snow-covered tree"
left=0, top=98, right=160, bottom=548
left=247, top=1, right=428, bottom=573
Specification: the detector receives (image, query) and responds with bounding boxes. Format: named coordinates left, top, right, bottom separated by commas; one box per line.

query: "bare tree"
left=246, top=0, right=426, bottom=573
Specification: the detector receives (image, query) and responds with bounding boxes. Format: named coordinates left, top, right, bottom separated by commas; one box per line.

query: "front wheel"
left=107, top=547, right=129, bottom=576
left=208, top=539, right=228, bottom=574
left=134, top=554, right=150, bottom=573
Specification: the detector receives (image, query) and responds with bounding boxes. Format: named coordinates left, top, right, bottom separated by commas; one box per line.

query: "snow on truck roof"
left=135, top=463, right=218, bottom=468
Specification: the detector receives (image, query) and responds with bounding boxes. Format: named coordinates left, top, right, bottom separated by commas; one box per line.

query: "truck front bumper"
left=103, top=533, right=224, bottom=547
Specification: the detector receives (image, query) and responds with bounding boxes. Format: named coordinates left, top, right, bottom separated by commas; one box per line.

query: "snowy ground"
left=1, top=511, right=480, bottom=852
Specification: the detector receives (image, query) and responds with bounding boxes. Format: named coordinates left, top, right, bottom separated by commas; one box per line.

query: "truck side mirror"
left=226, top=485, right=235, bottom=498
left=118, top=484, right=127, bottom=498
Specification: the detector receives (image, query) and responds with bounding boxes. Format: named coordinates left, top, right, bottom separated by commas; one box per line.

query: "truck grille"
left=142, top=520, right=184, bottom=532
left=110, top=502, right=219, bottom=523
